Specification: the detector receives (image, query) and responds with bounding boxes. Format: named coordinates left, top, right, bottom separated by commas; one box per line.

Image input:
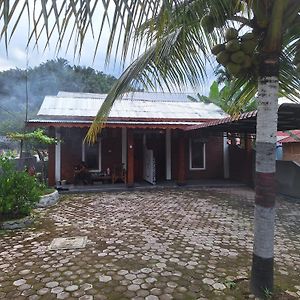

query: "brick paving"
left=0, top=188, right=299, bottom=299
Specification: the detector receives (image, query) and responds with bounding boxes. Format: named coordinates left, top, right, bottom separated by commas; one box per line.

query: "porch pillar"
left=245, top=135, right=254, bottom=185
left=166, top=129, right=171, bottom=180
left=55, top=127, right=61, bottom=184
left=48, top=127, right=56, bottom=186
left=177, top=132, right=186, bottom=185
left=223, top=134, right=230, bottom=179
left=98, top=138, right=102, bottom=171
left=127, top=130, right=134, bottom=187
left=122, top=128, right=127, bottom=169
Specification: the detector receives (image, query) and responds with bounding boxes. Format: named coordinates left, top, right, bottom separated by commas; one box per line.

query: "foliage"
left=0, top=58, right=117, bottom=135
left=6, top=129, right=59, bottom=184
left=7, top=129, right=58, bottom=145
left=188, top=80, right=257, bottom=115
left=0, top=2, right=299, bottom=141
left=0, top=153, right=41, bottom=220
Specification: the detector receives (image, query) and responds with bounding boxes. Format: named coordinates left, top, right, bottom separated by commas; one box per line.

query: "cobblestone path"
left=0, top=188, right=299, bottom=299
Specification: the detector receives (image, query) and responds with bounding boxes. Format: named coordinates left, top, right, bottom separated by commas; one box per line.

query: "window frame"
left=189, top=138, right=206, bottom=170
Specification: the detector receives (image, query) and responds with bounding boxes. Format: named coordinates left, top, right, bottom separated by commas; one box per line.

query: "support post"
left=166, top=129, right=171, bottom=180
left=223, top=134, right=229, bottom=179
left=122, top=128, right=127, bottom=169
left=55, top=127, right=61, bottom=184
left=98, top=138, right=102, bottom=171
left=127, top=130, right=134, bottom=187
left=82, top=139, right=85, bottom=162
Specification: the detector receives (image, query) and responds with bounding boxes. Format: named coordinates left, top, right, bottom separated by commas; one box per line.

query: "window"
left=189, top=138, right=206, bottom=170
left=82, top=140, right=101, bottom=170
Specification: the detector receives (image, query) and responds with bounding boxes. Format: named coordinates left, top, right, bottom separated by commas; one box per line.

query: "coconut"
left=225, top=28, right=238, bottom=41
left=225, top=39, right=240, bottom=52
left=201, top=15, right=215, bottom=33
left=211, top=44, right=225, bottom=55
left=241, top=32, right=255, bottom=41
left=227, top=62, right=241, bottom=75
left=216, top=51, right=230, bottom=65
left=241, top=40, right=257, bottom=55
left=242, top=55, right=252, bottom=69
left=231, top=51, right=246, bottom=64
left=251, top=53, right=260, bottom=66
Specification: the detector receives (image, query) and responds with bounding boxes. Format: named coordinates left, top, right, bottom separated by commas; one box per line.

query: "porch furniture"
left=112, top=164, right=127, bottom=184
left=89, top=170, right=112, bottom=184
left=74, top=162, right=92, bottom=184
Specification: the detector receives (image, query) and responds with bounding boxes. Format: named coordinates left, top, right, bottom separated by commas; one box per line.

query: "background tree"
left=188, top=80, right=257, bottom=114
left=1, top=0, right=300, bottom=297
left=7, top=129, right=59, bottom=183
left=0, top=58, right=117, bottom=135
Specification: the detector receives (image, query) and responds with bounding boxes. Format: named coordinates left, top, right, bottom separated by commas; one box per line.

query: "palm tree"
left=1, top=0, right=300, bottom=296
left=188, top=80, right=257, bottom=114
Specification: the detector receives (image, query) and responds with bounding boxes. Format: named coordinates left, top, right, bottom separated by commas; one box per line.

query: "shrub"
left=0, top=153, right=40, bottom=220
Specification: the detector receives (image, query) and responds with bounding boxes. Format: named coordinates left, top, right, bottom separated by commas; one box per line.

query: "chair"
left=111, top=164, right=127, bottom=184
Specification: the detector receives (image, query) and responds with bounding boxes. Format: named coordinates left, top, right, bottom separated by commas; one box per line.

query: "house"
left=277, top=130, right=300, bottom=163
left=27, top=91, right=228, bottom=186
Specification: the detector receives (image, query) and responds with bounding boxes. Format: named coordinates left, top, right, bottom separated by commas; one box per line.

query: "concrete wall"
left=276, top=160, right=300, bottom=199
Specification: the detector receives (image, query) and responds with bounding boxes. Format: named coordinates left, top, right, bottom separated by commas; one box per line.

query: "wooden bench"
left=89, top=170, right=112, bottom=183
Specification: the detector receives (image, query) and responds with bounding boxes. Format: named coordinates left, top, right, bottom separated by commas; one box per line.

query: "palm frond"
left=85, top=28, right=183, bottom=143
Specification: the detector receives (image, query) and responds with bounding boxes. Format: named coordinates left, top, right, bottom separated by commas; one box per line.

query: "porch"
left=57, top=179, right=245, bottom=194
left=48, top=127, right=226, bottom=188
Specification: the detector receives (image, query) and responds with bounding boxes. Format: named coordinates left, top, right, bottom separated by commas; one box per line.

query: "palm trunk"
left=250, top=61, right=279, bottom=296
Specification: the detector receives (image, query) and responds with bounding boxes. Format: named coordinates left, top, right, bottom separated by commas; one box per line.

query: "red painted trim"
left=255, top=172, right=276, bottom=207
left=27, top=122, right=192, bottom=130
left=31, top=116, right=215, bottom=122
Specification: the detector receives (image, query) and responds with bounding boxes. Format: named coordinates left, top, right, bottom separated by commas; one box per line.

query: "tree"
left=0, top=58, right=117, bottom=135
left=7, top=129, right=59, bottom=184
left=188, top=80, right=257, bottom=114
left=1, top=1, right=300, bottom=297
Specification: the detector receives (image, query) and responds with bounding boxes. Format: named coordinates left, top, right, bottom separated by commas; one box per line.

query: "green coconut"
left=216, top=51, right=230, bottom=65
left=225, top=39, right=240, bottom=52
left=241, top=32, right=255, bottom=41
left=251, top=53, right=260, bottom=66
left=242, top=55, right=252, bottom=69
left=230, top=51, right=246, bottom=64
left=241, top=40, right=257, bottom=55
left=201, top=15, right=215, bottom=33
left=211, top=44, right=225, bottom=55
left=227, top=62, right=241, bottom=75
left=225, top=28, right=238, bottom=41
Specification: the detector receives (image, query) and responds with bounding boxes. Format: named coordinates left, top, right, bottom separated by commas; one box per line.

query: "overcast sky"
left=0, top=2, right=215, bottom=95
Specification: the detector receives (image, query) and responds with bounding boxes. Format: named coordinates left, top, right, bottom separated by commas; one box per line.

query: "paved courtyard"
left=0, top=188, right=299, bottom=299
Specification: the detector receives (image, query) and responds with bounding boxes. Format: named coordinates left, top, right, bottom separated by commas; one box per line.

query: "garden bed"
left=37, top=190, right=60, bottom=208
left=0, top=215, right=34, bottom=230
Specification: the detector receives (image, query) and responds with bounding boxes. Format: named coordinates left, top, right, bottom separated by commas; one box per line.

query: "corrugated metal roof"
left=37, top=92, right=226, bottom=120
left=184, top=103, right=300, bottom=133
left=57, top=91, right=197, bottom=102
left=279, top=130, right=300, bottom=143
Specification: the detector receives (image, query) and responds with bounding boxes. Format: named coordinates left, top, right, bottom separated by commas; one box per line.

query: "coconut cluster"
left=212, top=28, right=258, bottom=77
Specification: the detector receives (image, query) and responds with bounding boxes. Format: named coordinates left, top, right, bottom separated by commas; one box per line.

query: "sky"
left=0, top=2, right=215, bottom=96
left=0, top=2, right=126, bottom=77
